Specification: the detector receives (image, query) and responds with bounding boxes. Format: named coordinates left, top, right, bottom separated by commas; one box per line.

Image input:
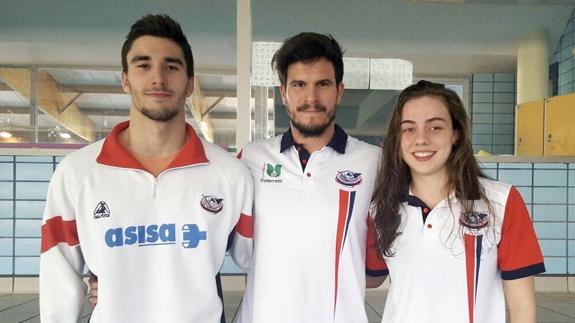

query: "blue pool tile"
left=473, top=74, right=494, bottom=82
left=0, top=220, right=13, bottom=237
left=0, top=201, right=13, bottom=218
left=493, top=81, right=515, bottom=92
left=534, top=170, right=568, bottom=186
left=543, top=257, right=567, bottom=274
left=533, top=187, right=567, bottom=204
left=14, top=238, right=40, bottom=256
left=15, top=182, right=49, bottom=200
left=534, top=163, right=568, bottom=169
left=539, top=240, right=567, bottom=257
left=14, top=219, right=41, bottom=237
left=0, top=257, right=12, bottom=275
left=0, top=238, right=13, bottom=256
left=473, top=92, right=493, bottom=103
left=0, top=182, right=13, bottom=199
left=532, top=205, right=567, bottom=222
left=499, top=169, right=532, bottom=186
left=494, top=74, right=515, bottom=82
left=15, top=156, right=53, bottom=163
left=499, top=163, right=532, bottom=169
left=569, top=171, right=575, bottom=186
left=16, top=163, right=53, bottom=181
left=482, top=169, right=498, bottom=180
left=15, top=201, right=45, bottom=219
left=569, top=205, right=575, bottom=222
left=472, top=82, right=493, bottom=92
left=493, top=103, right=514, bottom=114
left=0, top=163, right=13, bottom=181
left=14, top=256, right=39, bottom=275
left=472, top=103, right=492, bottom=113
left=534, top=222, right=566, bottom=239
left=478, top=162, right=498, bottom=169
left=493, top=92, right=514, bottom=103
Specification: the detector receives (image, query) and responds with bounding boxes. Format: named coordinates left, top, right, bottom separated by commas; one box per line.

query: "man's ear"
left=279, top=85, right=287, bottom=105
left=186, top=76, right=195, bottom=97
left=336, top=82, right=345, bottom=104
left=121, top=71, right=130, bottom=94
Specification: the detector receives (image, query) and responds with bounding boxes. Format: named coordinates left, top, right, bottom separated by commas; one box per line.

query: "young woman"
left=372, top=80, right=545, bottom=323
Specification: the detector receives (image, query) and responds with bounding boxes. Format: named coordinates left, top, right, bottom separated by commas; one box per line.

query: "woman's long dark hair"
left=373, top=80, right=490, bottom=257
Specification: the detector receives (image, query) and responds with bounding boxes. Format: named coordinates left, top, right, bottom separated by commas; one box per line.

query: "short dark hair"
left=272, top=32, right=344, bottom=86
left=121, top=14, right=194, bottom=77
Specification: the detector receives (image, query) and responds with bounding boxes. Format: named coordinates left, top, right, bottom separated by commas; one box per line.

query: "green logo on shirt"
left=261, top=163, right=283, bottom=183
left=266, top=163, right=282, bottom=177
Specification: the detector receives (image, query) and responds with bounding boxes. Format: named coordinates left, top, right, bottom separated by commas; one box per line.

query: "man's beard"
left=132, top=87, right=182, bottom=122
left=289, top=104, right=336, bottom=138
left=139, top=106, right=180, bottom=122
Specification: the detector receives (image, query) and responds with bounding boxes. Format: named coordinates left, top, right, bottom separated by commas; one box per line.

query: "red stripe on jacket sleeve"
left=235, top=213, right=253, bottom=238
left=41, top=216, right=80, bottom=253
left=498, top=186, right=544, bottom=273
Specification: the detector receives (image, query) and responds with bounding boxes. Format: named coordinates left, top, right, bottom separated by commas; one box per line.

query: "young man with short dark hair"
left=39, top=14, right=253, bottom=323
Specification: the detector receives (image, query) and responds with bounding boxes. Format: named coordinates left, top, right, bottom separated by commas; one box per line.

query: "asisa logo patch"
left=200, top=195, right=224, bottom=214
left=335, top=170, right=362, bottom=187
left=94, top=201, right=111, bottom=219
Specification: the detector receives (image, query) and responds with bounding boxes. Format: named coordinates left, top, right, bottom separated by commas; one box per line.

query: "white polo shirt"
left=233, top=126, right=387, bottom=323
left=380, top=178, right=545, bottom=323
left=40, top=121, right=254, bottom=323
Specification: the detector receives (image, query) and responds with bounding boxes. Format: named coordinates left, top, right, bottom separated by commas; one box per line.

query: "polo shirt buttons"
left=427, top=223, right=432, bottom=229
left=306, top=172, right=311, bottom=177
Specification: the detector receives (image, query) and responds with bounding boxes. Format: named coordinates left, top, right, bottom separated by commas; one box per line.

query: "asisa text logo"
left=105, top=223, right=207, bottom=249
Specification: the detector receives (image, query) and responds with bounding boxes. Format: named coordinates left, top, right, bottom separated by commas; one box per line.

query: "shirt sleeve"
left=228, top=156, right=254, bottom=272
left=498, top=186, right=546, bottom=280
left=39, top=162, right=87, bottom=323
left=366, top=216, right=388, bottom=277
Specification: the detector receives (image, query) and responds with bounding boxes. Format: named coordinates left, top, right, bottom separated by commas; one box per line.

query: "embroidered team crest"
left=200, top=195, right=224, bottom=214
left=266, top=163, right=282, bottom=177
left=93, top=201, right=110, bottom=219
left=459, top=212, right=489, bottom=230
left=335, top=170, right=363, bottom=187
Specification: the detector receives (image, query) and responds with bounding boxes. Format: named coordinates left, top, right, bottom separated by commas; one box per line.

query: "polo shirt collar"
left=280, top=124, right=348, bottom=154
left=96, top=120, right=209, bottom=170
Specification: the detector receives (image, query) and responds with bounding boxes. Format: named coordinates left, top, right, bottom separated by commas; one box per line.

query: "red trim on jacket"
left=96, top=120, right=209, bottom=170
left=41, top=216, right=79, bottom=253
left=236, top=213, right=253, bottom=238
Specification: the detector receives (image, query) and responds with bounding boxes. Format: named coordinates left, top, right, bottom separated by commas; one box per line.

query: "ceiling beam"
left=0, top=68, right=95, bottom=141
left=188, top=77, right=215, bottom=142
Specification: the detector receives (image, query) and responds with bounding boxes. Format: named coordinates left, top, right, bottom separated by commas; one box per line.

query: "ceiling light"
left=59, top=132, right=71, bottom=139
left=0, top=131, right=12, bottom=138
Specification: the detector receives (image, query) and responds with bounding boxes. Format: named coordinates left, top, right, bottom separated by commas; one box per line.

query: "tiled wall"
left=0, top=156, right=55, bottom=276
left=1, top=154, right=574, bottom=276
left=0, top=155, right=242, bottom=277
left=481, top=162, right=575, bottom=275
left=471, top=73, right=516, bottom=155
left=554, top=8, right=575, bottom=95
